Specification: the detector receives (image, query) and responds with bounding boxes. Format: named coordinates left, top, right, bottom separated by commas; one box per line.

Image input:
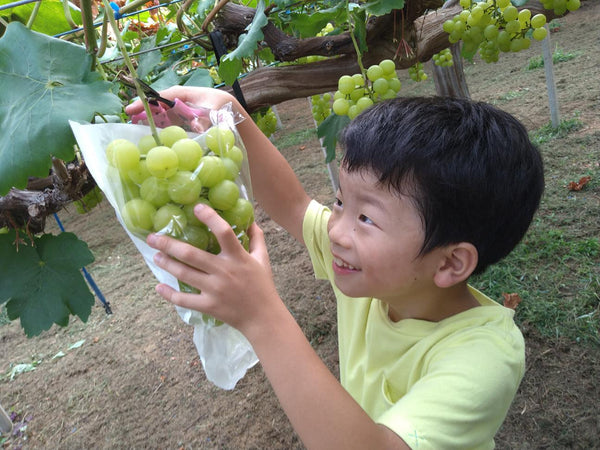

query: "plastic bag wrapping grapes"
left=69, top=104, right=259, bottom=390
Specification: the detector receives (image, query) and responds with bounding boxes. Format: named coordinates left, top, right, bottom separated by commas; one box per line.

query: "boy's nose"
left=327, top=215, right=353, bottom=249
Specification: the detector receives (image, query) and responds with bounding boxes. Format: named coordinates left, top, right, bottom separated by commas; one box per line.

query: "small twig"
left=201, top=0, right=231, bottom=32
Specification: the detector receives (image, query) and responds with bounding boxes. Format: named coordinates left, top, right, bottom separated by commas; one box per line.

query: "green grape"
left=107, top=139, right=140, bottom=176
left=443, top=20, right=455, bottom=33
left=128, top=160, right=152, bottom=185
left=388, top=77, right=402, bottom=92
left=122, top=198, right=156, bottom=233
left=159, top=125, right=188, bottom=147
left=351, top=73, right=365, bottom=87
left=496, top=0, right=510, bottom=8
left=208, top=180, right=240, bottom=211
left=366, top=65, right=384, bottom=81
left=379, top=59, right=396, bottom=75
left=140, top=176, right=170, bottom=207
left=566, top=0, right=580, bottom=11
left=459, top=0, right=471, bottom=7
left=181, top=225, right=210, bottom=250
left=146, top=146, right=179, bottom=179
left=350, top=87, right=367, bottom=103
left=171, top=138, right=204, bottom=171
left=518, top=9, right=531, bottom=23
left=505, top=19, right=521, bottom=34
left=205, top=125, right=236, bottom=155
left=121, top=179, right=141, bottom=202
left=337, top=75, right=355, bottom=95
left=221, top=157, right=240, bottom=181
left=222, top=145, right=244, bottom=169
left=153, top=203, right=187, bottom=233
left=183, top=199, right=212, bottom=227
left=530, top=14, right=546, bottom=28
left=532, top=27, right=547, bottom=40
left=333, top=98, right=350, bottom=116
left=138, top=134, right=158, bottom=155
left=502, top=5, right=519, bottom=22
left=196, top=155, right=226, bottom=188
left=347, top=104, right=360, bottom=120
left=220, top=198, right=255, bottom=232
left=356, top=96, right=374, bottom=112
left=167, top=171, right=203, bottom=205
left=372, top=78, right=389, bottom=95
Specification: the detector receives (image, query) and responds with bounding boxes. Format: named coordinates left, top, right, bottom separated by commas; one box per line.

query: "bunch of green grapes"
left=332, top=59, right=402, bottom=120
left=540, top=0, right=580, bottom=15
left=252, top=108, right=278, bottom=137
left=106, top=124, right=254, bottom=257
left=408, top=62, right=428, bottom=82
left=433, top=48, right=454, bottom=67
left=442, top=0, right=577, bottom=63
left=311, top=93, right=332, bottom=125
left=209, top=66, right=222, bottom=85
left=73, top=185, right=103, bottom=214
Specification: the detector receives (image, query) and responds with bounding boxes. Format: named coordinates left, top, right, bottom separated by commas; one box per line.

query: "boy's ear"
left=433, top=243, right=478, bottom=288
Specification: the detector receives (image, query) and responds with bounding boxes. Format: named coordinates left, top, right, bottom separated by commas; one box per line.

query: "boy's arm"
left=148, top=207, right=409, bottom=450
left=125, top=86, right=311, bottom=243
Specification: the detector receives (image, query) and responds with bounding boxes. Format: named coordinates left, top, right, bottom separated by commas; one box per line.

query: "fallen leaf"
left=502, top=292, right=523, bottom=310
left=567, top=176, right=591, bottom=191
left=299, top=145, right=306, bottom=150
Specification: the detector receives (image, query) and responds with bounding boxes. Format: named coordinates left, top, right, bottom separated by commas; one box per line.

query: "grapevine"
left=73, top=185, right=104, bottom=214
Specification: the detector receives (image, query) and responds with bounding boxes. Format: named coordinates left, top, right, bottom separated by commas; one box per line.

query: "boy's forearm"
left=246, top=307, right=408, bottom=450
left=232, top=101, right=311, bottom=243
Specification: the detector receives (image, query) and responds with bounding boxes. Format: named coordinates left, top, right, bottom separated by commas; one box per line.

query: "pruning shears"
left=129, top=79, right=210, bottom=132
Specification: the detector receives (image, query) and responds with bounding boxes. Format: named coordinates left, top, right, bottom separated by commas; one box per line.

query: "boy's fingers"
left=193, top=204, right=241, bottom=254
left=247, top=222, right=270, bottom=266
left=156, top=283, right=212, bottom=312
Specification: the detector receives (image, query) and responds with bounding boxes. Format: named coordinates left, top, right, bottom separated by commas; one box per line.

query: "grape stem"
left=101, top=0, right=162, bottom=146
left=346, top=0, right=367, bottom=85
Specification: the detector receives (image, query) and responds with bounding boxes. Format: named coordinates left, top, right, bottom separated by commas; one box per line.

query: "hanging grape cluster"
left=442, top=0, right=579, bottom=63
left=540, top=0, right=580, bottom=15
left=310, top=93, right=332, bottom=125
left=331, top=59, right=402, bottom=120
left=252, top=108, right=278, bottom=137
left=408, top=62, right=428, bottom=81
left=433, top=48, right=454, bottom=67
left=73, top=185, right=104, bottom=214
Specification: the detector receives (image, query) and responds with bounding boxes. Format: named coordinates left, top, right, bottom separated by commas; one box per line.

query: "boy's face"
left=328, top=168, right=442, bottom=307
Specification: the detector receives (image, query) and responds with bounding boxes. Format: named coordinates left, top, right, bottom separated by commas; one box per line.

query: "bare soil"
left=2, top=2, right=600, bottom=448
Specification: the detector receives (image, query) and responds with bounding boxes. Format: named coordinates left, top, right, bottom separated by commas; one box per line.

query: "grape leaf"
left=219, top=1, right=269, bottom=86
left=317, top=113, right=350, bottom=163
left=0, top=230, right=95, bottom=337
left=286, top=4, right=348, bottom=37
left=0, top=0, right=82, bottom=36
left=363, top=0, right=405, bottom=16
left=0, top=22, right=122, bottom=195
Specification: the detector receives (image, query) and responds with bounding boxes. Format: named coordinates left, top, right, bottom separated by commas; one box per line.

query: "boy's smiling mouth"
left=332, top=255, right=359, bottom=272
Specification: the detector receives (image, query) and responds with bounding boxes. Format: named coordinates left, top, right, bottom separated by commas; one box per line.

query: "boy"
left=125, top=88, right=544, bottom=449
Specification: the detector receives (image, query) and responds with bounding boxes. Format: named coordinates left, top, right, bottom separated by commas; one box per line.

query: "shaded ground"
left=1, top=2, right=599, bottom=448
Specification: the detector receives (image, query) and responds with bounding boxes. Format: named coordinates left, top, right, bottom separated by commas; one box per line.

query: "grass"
left=530, top=114, right=584, bottom=145
left=271, top=128, right=317, bottom=149
left=472, top=117, right=600, bottom=345
left=526, top=45, right=582, bottom=70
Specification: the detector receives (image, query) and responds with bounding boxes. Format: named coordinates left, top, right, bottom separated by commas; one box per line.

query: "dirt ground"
left=2, top=2, right=600, bottom=448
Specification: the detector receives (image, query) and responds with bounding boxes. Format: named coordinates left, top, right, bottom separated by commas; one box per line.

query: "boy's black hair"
left=339, top=96, right=544, bottom=275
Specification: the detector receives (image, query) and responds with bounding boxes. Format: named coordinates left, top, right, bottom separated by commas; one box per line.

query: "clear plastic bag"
left=69, top=102, right=259, bottom=390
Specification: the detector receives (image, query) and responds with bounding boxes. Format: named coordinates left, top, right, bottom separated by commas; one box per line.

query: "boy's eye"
left=359, top=214, right=373, bottom=224
left=334, top=197, right=343, bottom=208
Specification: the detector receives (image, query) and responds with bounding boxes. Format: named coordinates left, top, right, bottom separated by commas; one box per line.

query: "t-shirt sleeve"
left=302, top=199, right=332, bottom=281
left=376, top=328, right=525, bottom=450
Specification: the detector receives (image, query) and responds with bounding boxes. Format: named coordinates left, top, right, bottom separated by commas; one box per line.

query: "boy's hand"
left=146, top=204, right=281, bottom=335
left=125, top=85, right=237, bottom=118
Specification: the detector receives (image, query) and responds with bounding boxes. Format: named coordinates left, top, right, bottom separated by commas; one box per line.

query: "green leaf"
left=351, top=8, right=368, bottom=54
left=0, top=0, right=82, bottom=36
left=0, top=230, right=95, bottom=337
left=219, top=1, right=269, bottom=85
left=363, top=0, right=405, bottom=16
left=287, top=4, right=348, bottom=37
left=317, top=113, right=350, bottom=162
left=183, top=68, right=214, bottom=88
left=0, top=22, right=122, bottom=195
left=137, top=36, right=162, bottom=79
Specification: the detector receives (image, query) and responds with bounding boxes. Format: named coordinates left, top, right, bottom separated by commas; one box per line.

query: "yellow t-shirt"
left=302, top=200, right=525, bottom=449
